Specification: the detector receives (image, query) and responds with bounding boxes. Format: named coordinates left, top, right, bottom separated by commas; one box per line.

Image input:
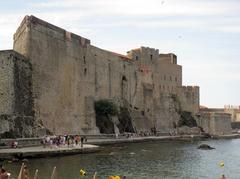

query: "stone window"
left=170, top=76, right=172, bottom=81
left=84, top=68, right=87, bottom=75
left=175, top=77, right=177, bottom=82
left=150, top=54, right=153, bottom=60
left=136, top=56, right=139, bottom=60
left=164, top=75, right=166, bottom=81
left=141, top=111, right=145, bottom=116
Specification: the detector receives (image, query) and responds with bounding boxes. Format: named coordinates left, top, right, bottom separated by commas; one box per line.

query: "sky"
left=0, top=0, right=240, bottom=108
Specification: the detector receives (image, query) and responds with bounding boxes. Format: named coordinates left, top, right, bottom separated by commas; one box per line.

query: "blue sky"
left=0, top=0, right=240, bottom=107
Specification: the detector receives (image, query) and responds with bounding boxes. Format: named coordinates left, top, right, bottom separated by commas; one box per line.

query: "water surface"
left=4, top=139, right=240, bottom=179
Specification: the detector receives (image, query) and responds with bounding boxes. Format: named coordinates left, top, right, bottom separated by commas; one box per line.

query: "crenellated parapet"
left=127, top=47, right=159, bottom=64
left=159, top=53, right=177, bottom=64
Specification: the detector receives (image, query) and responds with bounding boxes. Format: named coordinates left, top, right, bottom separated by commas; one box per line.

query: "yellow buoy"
left=219, top=161, right=224, bottom=167
left=109, top=176, right=121, bottom=179
left=80, top=169, right=86, bottom=176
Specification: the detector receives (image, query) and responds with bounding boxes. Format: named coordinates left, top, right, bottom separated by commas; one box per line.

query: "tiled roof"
left=110, top=51, right=131, bottom=61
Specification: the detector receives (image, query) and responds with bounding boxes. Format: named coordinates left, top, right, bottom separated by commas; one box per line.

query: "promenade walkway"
left=0, top=135, right=198, bottom=160
left=0, top=144, right=99, bottom=160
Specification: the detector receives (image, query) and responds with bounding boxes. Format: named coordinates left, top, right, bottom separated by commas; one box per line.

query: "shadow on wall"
left=117, top=106, right=135, bottom=133
left=94, top=99, right=135, bottom=134
left=94, top=99, right=118, bottom=134
left=178, top=111, right=197, bottom=127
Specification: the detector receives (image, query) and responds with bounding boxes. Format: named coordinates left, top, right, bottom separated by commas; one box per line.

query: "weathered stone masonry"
left=0, top=15, right=200, bottom=137
left=0, top=50, right=34, bottom=137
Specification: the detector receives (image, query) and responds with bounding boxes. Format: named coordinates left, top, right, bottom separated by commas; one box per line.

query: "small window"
left=170, top=76, right=172, bottom=81
left=175, top=77, right=177, bottom=82
left=141, top=111, right=145, bottom=116
left=136, top=56, right=139, bottom=60
left=150, top=54, right=153, bottom=60
left=164, top=75, right=166, bottom=81
left=84, top=68, right=87, bottom=75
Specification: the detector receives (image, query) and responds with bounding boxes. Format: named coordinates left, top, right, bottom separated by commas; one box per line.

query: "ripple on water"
left=3, top=139, right=240, bottom=179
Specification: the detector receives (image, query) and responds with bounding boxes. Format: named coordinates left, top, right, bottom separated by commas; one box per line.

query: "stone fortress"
left=2, top=15, right=228, bottom=138
left=199, top=105, right=240, bottom=134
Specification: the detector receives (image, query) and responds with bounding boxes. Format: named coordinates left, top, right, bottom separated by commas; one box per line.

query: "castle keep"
left=0, top=16, right=199, bottom=137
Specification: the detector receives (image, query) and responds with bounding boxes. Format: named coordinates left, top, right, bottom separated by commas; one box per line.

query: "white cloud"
left=30, top=0, right=239, bottom=16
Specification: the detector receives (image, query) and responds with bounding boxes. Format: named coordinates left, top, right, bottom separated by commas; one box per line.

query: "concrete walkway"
left=0, top=144, right=100, bottom=160
left=0, top=135, right=200, bottom=160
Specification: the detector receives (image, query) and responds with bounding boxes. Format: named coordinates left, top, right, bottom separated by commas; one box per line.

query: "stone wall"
left=176, top=86, right=199, bottom=114
left=10, top=15, right=200, bottom=136
left=197, top=112, right=232, bottom=135
left=0, top=50, right=35, bottom=137
left=0, top=51, right=15, bottom=115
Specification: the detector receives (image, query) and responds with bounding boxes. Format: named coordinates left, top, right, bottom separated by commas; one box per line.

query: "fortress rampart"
left=0, top=15, right=200, bottom=137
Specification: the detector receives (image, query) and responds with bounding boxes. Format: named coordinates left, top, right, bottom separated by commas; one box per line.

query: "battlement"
left=159, top=53, right=177, bottom=64
left=128, top=46, right=159, bottom=53
left=179, top=86, right=199, bottom=90
left=127, top=46, right=160, bottom=64
left=14, top=15, right=90, bottom=46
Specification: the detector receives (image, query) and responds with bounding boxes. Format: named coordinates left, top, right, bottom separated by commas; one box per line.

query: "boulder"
left=198, top=144, right=215, bottom=150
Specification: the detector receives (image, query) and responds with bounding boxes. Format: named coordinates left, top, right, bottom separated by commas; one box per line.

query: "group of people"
left=11, top=141, right=18, bottom=149
left=41, top=135, right=87, bottom=148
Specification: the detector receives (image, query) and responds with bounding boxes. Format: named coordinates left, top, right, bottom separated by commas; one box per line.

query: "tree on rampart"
left=94, top=99, right=118, bottom=116
left=94, top=99, right=118, bottom=134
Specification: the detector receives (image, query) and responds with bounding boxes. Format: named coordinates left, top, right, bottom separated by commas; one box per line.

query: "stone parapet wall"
left=197, top=112, right=232, bottom=135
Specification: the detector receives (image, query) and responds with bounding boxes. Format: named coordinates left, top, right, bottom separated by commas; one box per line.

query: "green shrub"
left=94, top=99, right=118, bottom=116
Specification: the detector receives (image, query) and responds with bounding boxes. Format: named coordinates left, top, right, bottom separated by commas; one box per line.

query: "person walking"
left=80, top=136, right=84, bottom=148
